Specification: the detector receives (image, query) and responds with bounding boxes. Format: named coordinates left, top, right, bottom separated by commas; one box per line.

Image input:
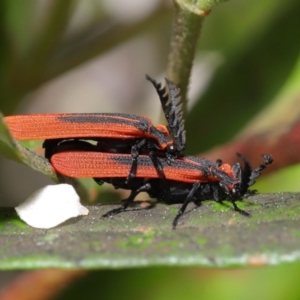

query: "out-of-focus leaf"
left=2, top=0, right=37, bottom=54
left=1, top=192, right=300, bottom=269
left=186, top=0, right=300, bottom=154
left=200, top=0, right=293, bottom=58
left=254, top=163, right=300, bottom=193
left=54, top=263, right=300, bottom=300
left=0, top=112, right=22, bottom=162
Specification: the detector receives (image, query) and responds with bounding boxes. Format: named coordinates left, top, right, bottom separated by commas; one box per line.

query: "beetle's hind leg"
left=101, top=183, right=152, bottom=218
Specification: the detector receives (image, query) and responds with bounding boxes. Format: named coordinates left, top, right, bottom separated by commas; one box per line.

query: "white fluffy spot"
left=15, top=184, right=89, bottom=229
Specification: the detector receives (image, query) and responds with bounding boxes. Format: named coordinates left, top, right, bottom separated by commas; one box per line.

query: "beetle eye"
left=167, top=144, right=177, bottom=154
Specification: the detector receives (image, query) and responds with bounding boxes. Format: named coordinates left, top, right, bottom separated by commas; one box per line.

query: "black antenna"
left=146, top=75, right=186, bottom=153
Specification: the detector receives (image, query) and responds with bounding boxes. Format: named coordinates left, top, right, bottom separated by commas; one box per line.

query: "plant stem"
left=166, top=0, right=228, bottom=114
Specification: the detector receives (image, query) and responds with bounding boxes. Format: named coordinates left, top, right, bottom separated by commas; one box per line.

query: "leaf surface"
left=1, top=192, right=299, bottom=269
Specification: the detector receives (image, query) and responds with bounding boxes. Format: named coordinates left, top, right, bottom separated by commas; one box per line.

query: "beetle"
left=4, top=76, right=186, bottom=183
left=49, top=140, right=273, bottom=228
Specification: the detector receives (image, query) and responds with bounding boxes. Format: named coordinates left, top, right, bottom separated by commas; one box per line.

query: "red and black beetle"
left=50, top=141, right=273, bottom=228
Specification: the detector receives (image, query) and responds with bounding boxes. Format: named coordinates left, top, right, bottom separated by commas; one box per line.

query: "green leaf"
left=186, top=0, right=300, bottom=153
left=1, top=192, right=299, bottom=270
left=0, top=111, right=23, bottom=162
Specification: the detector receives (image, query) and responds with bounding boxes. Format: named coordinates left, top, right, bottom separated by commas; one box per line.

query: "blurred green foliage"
left=186, top=0, right=300, bottom=152
left=55, top=264, right=300, bottom=300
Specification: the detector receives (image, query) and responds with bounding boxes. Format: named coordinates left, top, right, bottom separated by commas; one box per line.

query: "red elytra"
left=50, top=151, right=237, bottom=188
left=4, top=113, right=174, bottom=150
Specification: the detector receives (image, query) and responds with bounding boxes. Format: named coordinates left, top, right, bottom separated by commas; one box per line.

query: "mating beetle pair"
left=4, top=76, right=273, bottom=228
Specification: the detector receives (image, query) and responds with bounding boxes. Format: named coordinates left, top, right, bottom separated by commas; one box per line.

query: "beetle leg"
left=172, top=181, right=201, bottom=229
left=231, top=200, right=250, bottom=217
left=126, top=139, right=147, bottom=183
left=101, top=183, right=152, bottom=218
